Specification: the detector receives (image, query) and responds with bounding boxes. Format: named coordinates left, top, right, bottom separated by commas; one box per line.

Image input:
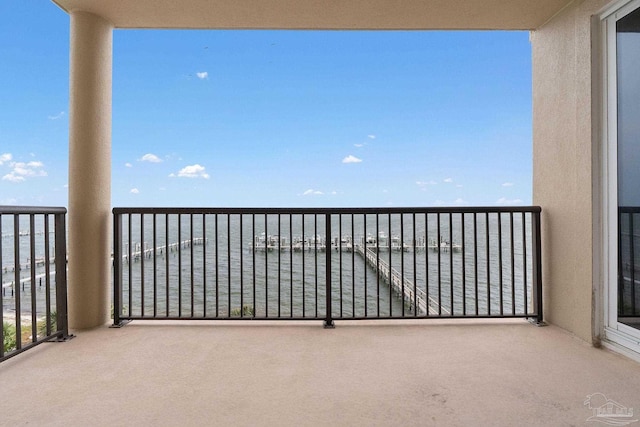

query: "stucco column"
left=68, top=11, right=113, bottom=329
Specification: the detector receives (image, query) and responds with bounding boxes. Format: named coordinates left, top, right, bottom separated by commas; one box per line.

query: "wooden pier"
left=122, top=237, right=206, bottom=263
left=354, top=244, right=449, bottom=316
left=2, top=271, right=56, bottom=296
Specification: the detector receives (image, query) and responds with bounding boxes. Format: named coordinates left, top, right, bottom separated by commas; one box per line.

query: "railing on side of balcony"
left=113, top=207, right=542, bottom=327
left=1, top=206, right=70, bottom=363
left=617, top=207, right=640, bottom=319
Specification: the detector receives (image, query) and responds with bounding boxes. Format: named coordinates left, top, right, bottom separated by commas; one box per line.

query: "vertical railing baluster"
left=44, top=215, right=51, bottom=335
left=278, top=213, right=281, bottom=318
left=365, top=213, right=369, bottom=317
left=510, top=212, right=516, bottom=315
left=178, top=214, right=182, bottom=317
left=190, top=213, right=195, bottom=318
left=153, top=213, right=157, bottom=318
left=54, top=211, right=69, bottom=339
left=462, top=213, right=466, bottom=316
left=401, top=213, right=405, bottom=317
left=374, top=214, right=384, bottom=317
left=425, top=213, right=430, bottom=316
left=165, top=214, right=170, bottom=317
left=339, top=214, right=343, bottom=318
left=289, top=214, right=293, bottom=318
left=203, top=214, right=207, bottom=318
left=252, top=214, right=256, bottom=317
left=473, top=212, right=479, bottom=315
left=127, top=214, right=132, bottom=318
left=185, top=213, right=195, bottom=317
left=265, top=214, right=268, bottom=317
left=351, top=213, right=355, bottom=318
left=437, top=213, right=442, bottom=316
left=227, top=214, right=231, bottom=318
left=216, top=214, right=220, bottom=317
left=302, top=214, right=305, bottom=317
left=631, top=212, right=637, bottom=315
left=532, top=210, right=543, bottom=324
left=14, top=215, right=22, bottom=349
left=314, top=214, right=318, bottom=318
left=324, top=213, right=334, bottom=328
left=486, top=212, right=491, bottom=315
left=448, top=213, right=453, bottom=315
left=140, top=213, right=145, bottom=318
left=241, top=214, right=245, bottom=318
left=29, top=214, right=37, bottom=344
left=412, top=213, right=417, bottom=317
left=618, top=209, right=625, bottom=315
left=498, top=212, right=504, bottom=316
left=522, top=212, right=528, bottom=316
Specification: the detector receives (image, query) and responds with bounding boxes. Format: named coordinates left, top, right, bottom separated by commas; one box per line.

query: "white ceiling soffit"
left=52, top=0, right=575, bottom=30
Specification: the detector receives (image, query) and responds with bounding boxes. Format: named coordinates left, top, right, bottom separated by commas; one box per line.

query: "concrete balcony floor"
left=2, top=319, right=640, bottom=426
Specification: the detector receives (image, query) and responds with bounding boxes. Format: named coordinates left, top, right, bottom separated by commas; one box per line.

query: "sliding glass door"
left=603, top=0, right=640, bottom=350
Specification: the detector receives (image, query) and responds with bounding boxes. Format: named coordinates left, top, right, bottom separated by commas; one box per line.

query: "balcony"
left=2, top=205, right=640, bottom=425
left=2, top=319, right=640, bottom=425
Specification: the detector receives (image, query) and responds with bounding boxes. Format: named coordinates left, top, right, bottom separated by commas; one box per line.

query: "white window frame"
left=598, top=0, right=640, bottom=361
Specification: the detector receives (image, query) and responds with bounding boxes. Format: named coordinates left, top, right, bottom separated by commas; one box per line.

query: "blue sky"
left=1, top=2, right=532, bottom=208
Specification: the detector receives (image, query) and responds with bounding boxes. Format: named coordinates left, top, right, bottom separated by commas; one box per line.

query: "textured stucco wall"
left=532, top=0, right=609, bottom=343
left=68, top=11, right=113, bottom=329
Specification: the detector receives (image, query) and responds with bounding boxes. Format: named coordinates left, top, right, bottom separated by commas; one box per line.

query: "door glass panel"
left=617, top=7, right=640, bottom=329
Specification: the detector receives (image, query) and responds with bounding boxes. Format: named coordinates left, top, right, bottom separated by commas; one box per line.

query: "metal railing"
left=113, top=207, right=542, bottom=327
left=618, top=207, right=640, bottom=318
left=1, top=206, right=71, bottom=362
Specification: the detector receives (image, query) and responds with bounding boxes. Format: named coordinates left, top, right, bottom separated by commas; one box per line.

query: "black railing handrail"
left=114, top=206, right=541, bottom=215
left=0, top=206, right=67, bottom=215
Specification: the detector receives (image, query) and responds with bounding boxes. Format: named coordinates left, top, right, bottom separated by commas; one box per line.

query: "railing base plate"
left=323, top=320, right=335, bottom=329
left=110, top=319, right=132, bottom=328
left=528, top=318, right=547, bottom=327
left=54, top=334, right=75, bottom=342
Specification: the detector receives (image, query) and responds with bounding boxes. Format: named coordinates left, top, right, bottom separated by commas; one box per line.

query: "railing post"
left=324, top=213, right=335, bottom=328
left=54, top=211, right=73, bottom=340
left=530, top=210, right=546, bottom=326
left=111, top=210, right=124, bottom=327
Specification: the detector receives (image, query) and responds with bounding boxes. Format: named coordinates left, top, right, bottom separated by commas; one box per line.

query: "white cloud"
left=454, top=198, right=466, bottom=205
left=130, top=188, right=140, bottom=194
left=2, top=161, right=47, bottom=183
left=367, top=135, right=376, bottom=139
left=354, top=143, right=365, bottom=148
left=502, top=182, right=514, bottom=187
left=139, top=153, right=163, bottom=163
left=0, top=153, right=12, bottom=165
left=342, top=155, right=362, bottom=164
left=2, top=174, right=25, bottom=183
left=196, top=71, right=208, bottom=80
left=497, top=197, right=524, bottom=205
left=125, top=162, right=133, bottom=168
left=48, top=111, right=65, bottom=120
left=443, top=178, right=453, bottom=183
left=302, top=189, right=323, bottom=196
left=456, top=184, right=463, bottom=188
left=170, top=164, right=210, bottom=179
